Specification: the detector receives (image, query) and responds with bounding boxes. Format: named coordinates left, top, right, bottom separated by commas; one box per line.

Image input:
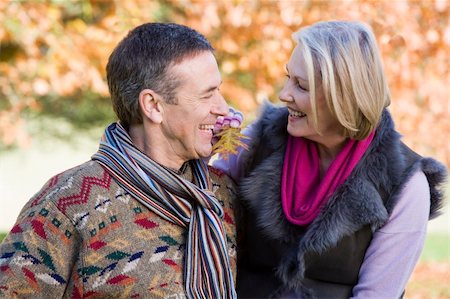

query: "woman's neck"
left=316, top=136, right=347, bottom=178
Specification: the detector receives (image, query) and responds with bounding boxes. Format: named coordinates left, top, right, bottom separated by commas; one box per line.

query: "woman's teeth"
left=199, top=124, right=215, bottom=131
left=288, top=108, right=306, bottom=117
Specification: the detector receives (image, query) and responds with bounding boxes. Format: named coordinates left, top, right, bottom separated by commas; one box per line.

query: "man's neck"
left=128, top=124, right=185, bottom=170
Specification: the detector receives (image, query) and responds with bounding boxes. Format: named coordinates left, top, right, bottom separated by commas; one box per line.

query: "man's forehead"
left=168, top=50, right=216, bottom=69
left=168, top=52, right=221, bottom=89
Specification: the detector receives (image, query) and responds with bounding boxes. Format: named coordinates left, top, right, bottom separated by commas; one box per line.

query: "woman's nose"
left=279, top=84, right=293, bottom=103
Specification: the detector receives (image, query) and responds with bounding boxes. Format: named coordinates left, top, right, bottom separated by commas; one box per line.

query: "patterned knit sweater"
left=0, top=160, right=238, bottom=298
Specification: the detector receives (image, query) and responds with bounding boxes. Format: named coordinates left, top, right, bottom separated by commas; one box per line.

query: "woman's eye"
left=297, top=82, right=307, bottom=91
left=286, top=74, right=307, bottom=91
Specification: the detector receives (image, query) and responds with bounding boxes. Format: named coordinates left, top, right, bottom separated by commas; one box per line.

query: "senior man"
left=0, top=23, right=238, bottom=298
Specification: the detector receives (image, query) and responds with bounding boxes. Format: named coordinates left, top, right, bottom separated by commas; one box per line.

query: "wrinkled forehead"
left=168, top=51, right=221, bottom=92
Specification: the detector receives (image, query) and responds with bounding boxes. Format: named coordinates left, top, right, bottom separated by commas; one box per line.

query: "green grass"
left=0, top=232, right=6, bottom=243
left=420, top=233, right=449, bottom=262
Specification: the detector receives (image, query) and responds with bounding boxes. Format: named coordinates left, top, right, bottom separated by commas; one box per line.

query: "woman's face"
left=279, top=45, right=343, bottom=144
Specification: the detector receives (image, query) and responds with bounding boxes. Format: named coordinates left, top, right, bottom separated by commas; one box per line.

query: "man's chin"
left=196, top=146, right=213, bottom=160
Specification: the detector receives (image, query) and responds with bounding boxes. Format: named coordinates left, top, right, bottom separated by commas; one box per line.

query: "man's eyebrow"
left=202, top=81, right=222, bottom=94
left=204, top=86, right=216, bottom=93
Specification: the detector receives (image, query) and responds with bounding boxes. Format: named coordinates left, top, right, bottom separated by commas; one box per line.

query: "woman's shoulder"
left=385, top=169, right=430, bottom=232
left=258, top=101, right=288, bottom=128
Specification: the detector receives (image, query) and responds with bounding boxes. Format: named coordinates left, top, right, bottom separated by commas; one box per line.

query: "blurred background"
left=0, top=1, right=448, bottom=297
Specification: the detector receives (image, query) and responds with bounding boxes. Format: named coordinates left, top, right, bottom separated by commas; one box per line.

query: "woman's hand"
left=212, top=107, right=249, bottom=159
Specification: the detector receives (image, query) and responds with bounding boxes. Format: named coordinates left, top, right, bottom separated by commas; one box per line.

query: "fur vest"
left=236, top=103, right=447, bottom=298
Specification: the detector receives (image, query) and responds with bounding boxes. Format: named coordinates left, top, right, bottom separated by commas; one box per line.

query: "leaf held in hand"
left=212, top=127, right=250, bottom=160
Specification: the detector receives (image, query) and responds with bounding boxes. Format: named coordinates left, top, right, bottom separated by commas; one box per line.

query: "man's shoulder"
left=208, top=165, right=235, bottom=185
left=207, top=165, right=237, bottom=207
left=37, top=160, right=108, bottom=196
left=26, top=161, right=116, bottom=214
left=56, top=160, right=106, bottom=180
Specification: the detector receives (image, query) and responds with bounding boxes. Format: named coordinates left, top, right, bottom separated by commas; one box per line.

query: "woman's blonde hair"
left=292, top=20, right=390, bottom=140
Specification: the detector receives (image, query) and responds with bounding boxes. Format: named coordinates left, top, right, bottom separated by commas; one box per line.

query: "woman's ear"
left=139, top=89, right=163, bottom=124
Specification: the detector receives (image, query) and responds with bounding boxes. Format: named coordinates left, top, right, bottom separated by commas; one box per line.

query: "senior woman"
left=214, top=21, right=447, bottom=298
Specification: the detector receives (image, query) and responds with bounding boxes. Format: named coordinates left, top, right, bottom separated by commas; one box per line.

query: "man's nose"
left=213, top=93, right=229, bottom=116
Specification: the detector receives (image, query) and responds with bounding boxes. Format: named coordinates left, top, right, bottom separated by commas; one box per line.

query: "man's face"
left=158, top=51, right=228, bottom=164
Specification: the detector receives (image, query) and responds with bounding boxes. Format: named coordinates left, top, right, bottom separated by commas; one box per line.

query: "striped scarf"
left=92, top=123, right=236, bottom=299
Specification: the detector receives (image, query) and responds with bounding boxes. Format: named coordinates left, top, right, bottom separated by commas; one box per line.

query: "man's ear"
left=139, top=89, right=164, bottom=124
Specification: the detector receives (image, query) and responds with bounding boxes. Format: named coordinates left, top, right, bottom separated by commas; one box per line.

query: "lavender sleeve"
left=211, top=123, right=256, bottom=182
left=351, top=170, right=430, bottom=298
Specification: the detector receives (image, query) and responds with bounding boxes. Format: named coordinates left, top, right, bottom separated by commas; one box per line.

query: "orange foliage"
left=0, top=1, right=448, bottom=166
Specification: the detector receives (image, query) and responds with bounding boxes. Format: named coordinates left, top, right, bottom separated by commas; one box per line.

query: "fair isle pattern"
left=57, top=171, right=112, bottom=213
left=0, top=203, right=75, bottom=297
left=91, top=122, right=236, bottom=299
left=31, top=175, right=60, bottom=207
left=0, top=161, right=238, bottom=298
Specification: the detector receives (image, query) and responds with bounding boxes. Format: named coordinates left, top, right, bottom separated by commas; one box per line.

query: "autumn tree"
left=0, top=0, right=448, bottom=166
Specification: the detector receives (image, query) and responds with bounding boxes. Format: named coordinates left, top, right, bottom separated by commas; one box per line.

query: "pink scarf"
left=281, top=131, right=375, bottom=226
